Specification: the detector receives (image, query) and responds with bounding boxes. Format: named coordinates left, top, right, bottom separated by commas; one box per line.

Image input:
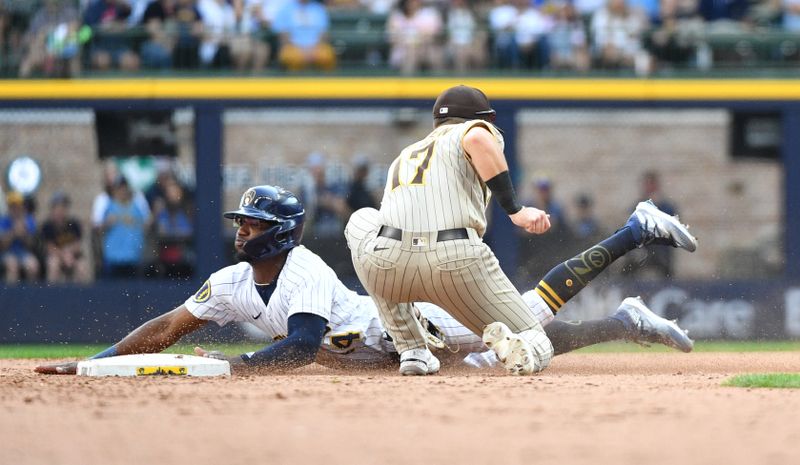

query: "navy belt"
left=378, top=226, right=469, bottom=242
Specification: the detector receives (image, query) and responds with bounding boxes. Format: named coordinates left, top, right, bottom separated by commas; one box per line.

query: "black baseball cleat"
left=626, top=200, right=698, bottom=252
left=611, top=296, right=694, bottom=353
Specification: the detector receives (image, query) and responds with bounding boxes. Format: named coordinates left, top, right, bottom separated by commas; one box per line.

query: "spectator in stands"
left=645, top=0, right=704, bottom=70
left=128, top=0, right=152, bottom=25
left=273, top=0, right=336, bottom=71
left=628, top=0, right=661, bottom=22
left=152, top=176, right=194, bottom=278
left=548, top=1, right=590, bottom=72
left=385, top=0, right=444, bottom=74
left=240, top=0, right=291, bottom=30
left=1, top=0, right=40, bottom=74
left=18, top=0, right=82, bottom=78
left=301, top=152, right=349, bottom=239
left=345, top=155, right=377, bottom=212
left=172, top=0, right=204, bottom=68
left=92, top=161, right=151, bottom=232
left=575, top=0, right=607, bottom=18
left=40, top=191, right=91, bottom=284
left=140, top=0, right=178, bottom=69
left=141, top=0, right=203, bottom=69
left=145, top=160, right=179, bottom=207
left=100, top=176, right=150, bottom=278
left=360, top=0, right=396, bottom=15
left=0, top=191, right=40, bottom=284
left=571, top=192, right=604, bottom=248
left=527, top=173, right=569, bottom=236
left=699, top=0, right=749, bottom=24
left=445, top=0, right=487, bottom=73
left=198, top=0, right=236, bottom=68
left=228, top=0, right=271, bottom=73
left=488, top=0, right=520, bottom=68
left=782, top=0, right=800, bottom=31
left=514, top=0, right=552, bottom=70
left=515, top=174, right=572, bottom=285
left=91, top=161, right=151, bottom=275
left=299, top=152, right=352, bottom=276
left=83, top=0, right=141, bottom=72
left=590, top=0, right=650, bottom=71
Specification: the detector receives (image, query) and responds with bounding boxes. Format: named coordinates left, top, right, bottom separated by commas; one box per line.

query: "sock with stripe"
left=535, top=226, right=637, bottom=314
left=544, top=319, right=627, bottom=355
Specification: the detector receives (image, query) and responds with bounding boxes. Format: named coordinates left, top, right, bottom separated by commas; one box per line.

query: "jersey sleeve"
left=184, top=272, right=237, bottom=327
left=460, top=120, right=505, bottom=157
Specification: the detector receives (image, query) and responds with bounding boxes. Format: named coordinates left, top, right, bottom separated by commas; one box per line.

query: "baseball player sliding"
left=36, top=184, right=695, bottom=376
left=345, top=84, right=698, bottom=376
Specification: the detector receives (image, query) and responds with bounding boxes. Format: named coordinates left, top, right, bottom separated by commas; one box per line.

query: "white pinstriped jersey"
left=380, top=120, right=504, bottom=237
left=184, top=246, right=390, bottom=361
left=184, top=246, right=553, bottom=366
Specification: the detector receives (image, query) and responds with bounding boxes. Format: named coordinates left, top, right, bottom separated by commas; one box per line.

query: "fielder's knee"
left=522, top=328, right=554, bottom=372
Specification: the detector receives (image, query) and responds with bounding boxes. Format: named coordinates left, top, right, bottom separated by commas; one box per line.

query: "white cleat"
left=629, top=200, right=698, bottom=252
left=399, top=348, right=440, bottom=376
left=612, top=296, right=695, bottom=353
left=482, top=322, right=537, bottom=375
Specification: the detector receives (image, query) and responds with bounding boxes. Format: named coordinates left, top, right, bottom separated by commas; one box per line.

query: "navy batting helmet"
left=224, top=185, right=305, bottom=261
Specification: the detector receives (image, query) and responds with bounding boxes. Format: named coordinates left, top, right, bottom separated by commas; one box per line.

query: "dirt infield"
left=2, top=352, right=799, bottom=465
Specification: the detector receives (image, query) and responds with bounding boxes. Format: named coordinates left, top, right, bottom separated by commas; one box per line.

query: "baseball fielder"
left=345, top=85, right=560, bottom=376
left=345, top=85, right=699, bottom=376
left=36, top=184, right=697, bottom=375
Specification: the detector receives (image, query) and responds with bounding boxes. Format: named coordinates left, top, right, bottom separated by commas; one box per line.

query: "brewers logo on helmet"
left=224, top=185, right=305, bottom=261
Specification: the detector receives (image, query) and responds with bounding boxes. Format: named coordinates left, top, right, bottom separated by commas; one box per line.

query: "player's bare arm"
left=34, top=305, right=208, bottom=375
left=114, top=305, right=208, bottom=355
left=462, top=125, right=510, bottom=179
left=462, top=125, right=551, bottom=235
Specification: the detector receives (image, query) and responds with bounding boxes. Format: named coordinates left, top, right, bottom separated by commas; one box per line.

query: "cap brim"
left=223, top=206, right=279, bottom=221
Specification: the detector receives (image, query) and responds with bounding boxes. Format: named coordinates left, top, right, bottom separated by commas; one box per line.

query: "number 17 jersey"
left=380, top=120, right=504, bottom=237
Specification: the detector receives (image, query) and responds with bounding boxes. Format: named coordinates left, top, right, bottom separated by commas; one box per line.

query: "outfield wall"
left=0, top=77, right=798, bottom=342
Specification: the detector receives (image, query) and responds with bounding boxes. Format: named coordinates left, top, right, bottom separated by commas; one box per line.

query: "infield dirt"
left=2, top=352, right=799, bottom=465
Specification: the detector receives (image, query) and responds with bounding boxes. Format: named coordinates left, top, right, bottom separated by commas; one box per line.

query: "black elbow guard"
left=486, top=171, right=522, bottom=215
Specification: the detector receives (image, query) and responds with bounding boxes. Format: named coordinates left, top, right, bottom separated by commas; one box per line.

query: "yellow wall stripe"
left=535, top=288, right=561, bottom=311
left=0, top=78, right=799, bottom=101
left=537, top=281, right=566, bottom=307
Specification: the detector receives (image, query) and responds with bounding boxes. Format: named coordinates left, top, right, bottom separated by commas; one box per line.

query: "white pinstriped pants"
left=345, top=207, right=547, bottom=354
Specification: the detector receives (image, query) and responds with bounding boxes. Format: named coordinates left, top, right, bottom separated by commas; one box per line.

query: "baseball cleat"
left=612, top=296, right=694, bottom=353
left=483, top=322, right=536, bottom=375
left=399, top=348, right=440, bottom=376
left=627, top=200, right=697, bottom=252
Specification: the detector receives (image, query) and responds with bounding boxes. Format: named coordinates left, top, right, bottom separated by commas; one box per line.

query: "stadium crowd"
left=0, top=0, right=797, bottom=78
left=0, top=150, right=683, bottom=286
left=0, top=159, right=196, bottom=285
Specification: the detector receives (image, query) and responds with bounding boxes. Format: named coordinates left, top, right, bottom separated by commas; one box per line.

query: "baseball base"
left=76, top=354, right=230, bottom=377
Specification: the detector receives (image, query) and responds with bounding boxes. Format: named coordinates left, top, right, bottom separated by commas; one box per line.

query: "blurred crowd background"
left=0, top=157, right=196, bottom=284
left=0, top=0, right=790, bottom=289
left=0, top=103, right=784, bottom=288
left=0, top=0, right=799, bottom=78
left=0, top=151, right=692, bottom=286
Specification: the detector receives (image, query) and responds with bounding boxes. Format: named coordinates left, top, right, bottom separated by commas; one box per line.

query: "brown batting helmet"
left=432, top=85, right=496, bottom=123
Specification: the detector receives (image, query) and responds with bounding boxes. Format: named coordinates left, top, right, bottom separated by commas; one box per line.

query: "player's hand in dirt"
left=194, top=346, right=246, bottom=367
left=34, top=361, right=79, bottom=375
left=510, top=207, right=551, bottom=234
